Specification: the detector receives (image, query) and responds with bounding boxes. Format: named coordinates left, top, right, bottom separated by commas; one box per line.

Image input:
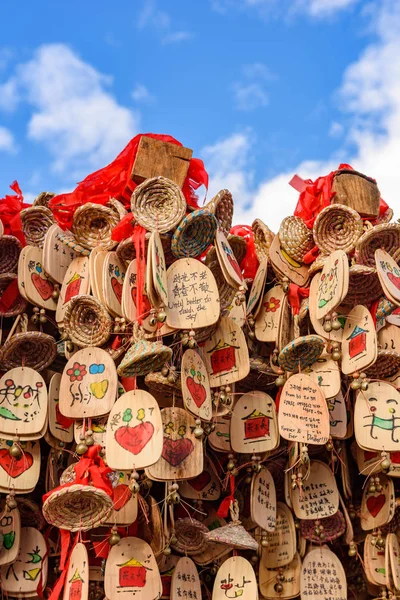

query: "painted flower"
left=264, top=297, right=281, bottom=313
left=66, top=362, right=87, bottom=382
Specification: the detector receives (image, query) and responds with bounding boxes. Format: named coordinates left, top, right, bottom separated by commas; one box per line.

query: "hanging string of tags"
left=0, top=133, right=398, bottom=600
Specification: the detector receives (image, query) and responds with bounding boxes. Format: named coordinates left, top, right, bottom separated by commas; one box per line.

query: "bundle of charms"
left=0, top=132, right=400, bottom=600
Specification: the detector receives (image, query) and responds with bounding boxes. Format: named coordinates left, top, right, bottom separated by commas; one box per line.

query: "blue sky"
left=0, top=0, right=399, bottom=230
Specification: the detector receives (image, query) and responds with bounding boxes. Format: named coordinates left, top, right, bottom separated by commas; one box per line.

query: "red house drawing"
left=65, top=273, right=83, bottom=304
left=118, top=558, right=148, bottom=588
left=242, top=409, right=271, bottom=440
left=68, top=569, right=83, bottom=600
left=207, top=339, right=239, bottom=375
left=346, top=325, right=368, bottom=358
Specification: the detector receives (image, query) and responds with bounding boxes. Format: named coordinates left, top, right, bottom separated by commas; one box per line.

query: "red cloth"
left=287, top=284, right=310, bottom=315
left=49, top=133, right=208, bottom=230
left=217, top=474, right=235, bottom=518
left=0, top=181, right=29, bottom=245
left=230, top=224, right=259, bottom=279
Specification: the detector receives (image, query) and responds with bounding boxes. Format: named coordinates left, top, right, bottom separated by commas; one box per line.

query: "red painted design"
left=366, top=494, right=385, bottom=517
left=0, top=448, right=33, bottom=477
left=162, top=437, right=193, bottom=467
left=31, top=273, right=54, bottom=300
left=186, top=377, right=206, bottom=408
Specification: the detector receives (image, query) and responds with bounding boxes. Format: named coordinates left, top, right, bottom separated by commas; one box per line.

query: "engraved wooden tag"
left=208, top=415, right=232, bottom=452
left=376, top=249, right=400, bottom=306
left=19, top=245, right=57, bottom=310
left=364, top=533, right=386, bottom=586
left=203, top=316, right=250, bottom=386
left=63, top=542, right=89, bottom=600
left=48, top=373, right=74, bottom=444
left=316, top=250, right=349, bottom=320
left=0, top=503, right=20, bottom=566
left=56, top=256, right=90, bottom=323
left=151, top=231, right=168, bottom=307
left=354, top=382, right=400, bottom=452
left=230, top=391, right=279, bottom=454
left=259, top=552, right=301, bottom=600
left=250, top=467, right=276, bottom=532
left=246, top=258, right=268, bottom=316
left=43, top=224, right=78, bottom=284
left=291, top=460, right=339, bottom=520
left=59, top=347, right=118, bottom=418
left=300, top=546, right=346, bottom=600
left=341, top=304, right=377, bottom=375
left=307, top=353, right=341, bottom=399
left=215, top=229, right=246, bottom=289
left=102, top=251, right=125, bottom=318
left=255, top=285, right=286, bottom=343
left=181, top=349, right=212, bottom=422
left=0, top=368, right=47, bottom=438
left=361, top=473, right=394, bottom=531
left=179, top=454, right=221, bottom=502
left=105, top=390, right=163, bottom=470
left=212, top=556, right=257, bottom=600
left=261, top=502, right=296, bottom=568
left=105, top=471, right=138, bottom=527
left=171, top=557, right=201, bottom=600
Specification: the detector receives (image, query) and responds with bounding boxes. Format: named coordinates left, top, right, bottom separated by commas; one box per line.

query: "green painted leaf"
left=0, top=407, right=20, bottom=421
left=3, top=531, right=15, bottom=550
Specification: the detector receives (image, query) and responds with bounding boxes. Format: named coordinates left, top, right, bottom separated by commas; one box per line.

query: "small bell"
left=109, top=529, right=121, bottom=546
left=161, top=366, right=169, bottom=377
left=282, top=277, right=290, bottom=294
left=275, top=375, right=285, bottom=387
left=323, top=316, right=332, bottom=333
left=157, top=309, right=167, bottom=323
left=331, top=312, right=341, bottom=330
left=85, top=429, right=94, bottom=447
left=76, top=442, right=88, bottom=455
left=170, top=534, right=178, bottom=545
left=9, top=443, right=22, bottom=460
left=194, top=419, right=204, bottom=439
left=274, top=583, right=283, bottom=593
left=6, top=494, right=17, bottom=510
left=163, top=546, right=172, bottom=556
left=39, top=308, right=47, bottom=324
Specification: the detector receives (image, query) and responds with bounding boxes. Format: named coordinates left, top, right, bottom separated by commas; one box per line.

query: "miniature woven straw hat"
left=279, top=216, right=314, bottom=263
left=63, top=295, right=112, bottom=348
left=32, top=191, right=55, bottom=207
left=116, top=232, right=175, bottom=266
left=171, top=209, right=217, bottom=258
left=0, top=235, right=22, bottom=274
left=42, top=483, right=113, bottom=532
left=117, top=339, right=172, bottom=377
left=205, top=189, right=234, bottom=236
left=0, top=331, right=57, bottom=372
left=252, top=219, right=275, bottom=261
left=278, top=335, right=325, bottom=372
left=131, top=176, right=186, bottom=234
left=366, top=349, right=400, bottom=379
left=0, top=273, right=28, bottom=317
left=71, top=202, right=120, bottom=251
left=144, top=371, right=182, bottom=399
left=313, top=204, right=363, bottom=255
left=376, top=206, right=394, bottom=224
left=205, top=501, right=258, bottom=551
left=300, top=511, right=346, bottom=543
left=342, top=265, right=382, bottom=306
left=21, top=206, right=55, bottom=248
left=308, top=255, right=328, bottom=277
left=56, top=231, right=91, bottom=256
left=170, top=518, right=209, bottom=556
left=356, top=222, right=400, bottom=267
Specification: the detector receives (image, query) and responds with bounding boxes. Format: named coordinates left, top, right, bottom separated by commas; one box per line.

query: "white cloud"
left=205, top=0, right=400, bottom=230
left=293, top=0, right=359, bottom=18
left=138, top=0, right=192, bottom=44
left=243, top=62, right=275, bottom=80
left=0, top=44, right=139, bottom=177
left=233, top=82, right=269, bottom=111
left=131, top=84, right=155, bottom=103
left=329, top=121, right=344, bottom=138
left=211, top=0, right=359, bottom=18
left=0, top=126, right=16, bottom=154
left=0, top=78, right=19, bottom=111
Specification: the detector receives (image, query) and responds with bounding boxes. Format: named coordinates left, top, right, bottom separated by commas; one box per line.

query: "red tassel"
left=132, top=224, right=147, bottom=325
left=287, top=284, right=310, bottom=316
left=217, top=474, right=235, bottom=518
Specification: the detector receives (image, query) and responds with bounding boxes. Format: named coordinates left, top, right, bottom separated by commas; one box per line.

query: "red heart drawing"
left=111, top=277, right=123, bottom=304
left=115, top=422, right=154, bottom=455
left=0, top=448, right=33, bottom=477
left=186, top=377, right=207, bottom=409
left=162, top=438, right=193, bottom=467
left=31, top=273, right=54, bottom=301
left=113, top=484, right=132, bottom=511
left=366, top=494, right=386, bottom=517
left=188, top=470, right=211, bottom=491
left=388, top=272, right=400, bottom=291
left=55, top=403, right=74, bottom=430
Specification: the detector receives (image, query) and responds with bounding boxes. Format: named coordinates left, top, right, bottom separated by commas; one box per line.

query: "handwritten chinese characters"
left=300, top=546, right=346, bottom=600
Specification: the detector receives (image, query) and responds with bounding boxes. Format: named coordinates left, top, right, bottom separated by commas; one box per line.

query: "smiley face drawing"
left=364, top=397, right=400, bottom=443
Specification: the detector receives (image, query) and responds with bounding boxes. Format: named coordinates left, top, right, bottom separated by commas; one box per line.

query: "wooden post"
left=332, top=169, right=380, bottom=218
left=131, top=136, right=193, bottom=188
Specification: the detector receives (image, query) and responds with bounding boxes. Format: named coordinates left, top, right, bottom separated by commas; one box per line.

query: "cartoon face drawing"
left=364, top=397, right=400, bottom=443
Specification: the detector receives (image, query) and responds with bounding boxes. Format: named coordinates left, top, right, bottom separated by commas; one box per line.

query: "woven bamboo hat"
left=342, top=265, right=382, bottom=306
left=300, top=511, right=345, bottom=543
left=252, top=219, right=275, bottom=261
left=56, top=231, right=91, bottom=256
left=278, top=335, right=325, bottom=372
left=170, top=518, right=209, bottom=556
left=205, top=501, right=258, bottom=551
left=171, top=209, right=217, bottom=258
left=356, top=222, right=400, bottom=267
left=279, top=216, right=314, bottom=263
left=117, top=339, right=172, bottom=377
left=71, top=202, right=120, bottom=250
left=21, top=206, right=55, bottom=248
left=63, top=295, right=112, bottom=348
left=0, top=331, right=57, bottom=372
left=0, top=235, right=22, bottom=274
left=131, top=176, right=186, bottom=233
left=205, top=189, right=233, bottom=236
left=313, top=204, right=363, bottom=255
left=207, top=260, right=236, bottom=311
left=116, top=232, right=175, bottom=266
left=144, top=371, right=182, bottom=399
left=32, top=191, right=55, bottom=207
left=365, top=349, right=400, bottom=379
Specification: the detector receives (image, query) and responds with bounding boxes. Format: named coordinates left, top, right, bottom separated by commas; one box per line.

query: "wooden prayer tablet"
left=104, top=471, right=138, bottom=526
left=309, top=273, right=348, bottom=342
left=19, top=245, right=57, bottom=310
left=145, top=239, right=158, bottom=308
left=181, top=349, right=212, bottom=422
left=230, top=391, right=279, bottom=454
left=88, top=248, right=107, bottom=303
left=171, top=557, right=201, bottom=600
left=208, top=414, right=232, bottom=452
left=48, top=373, right=74, bottom=444
left=203, top=316, right=250, bottom=386
left=131, top=136, right=192, bottom=187
left=179, top=454, right=221, bottom=502
left=278, top=373, right=330, bottom=445
left=150, top=231, right=168, bottom=307
left=291, top=460, right=339, bottom=520
left=166, top=259, right=220, bottom=329
left=388, top=533, right=400, bottom=592
left=0, top=503, right=21, bottom=566
left=246, top=258, right=268, bottom=316
left=307, top=353, right=341, bottom=399
left=300, top=546, right=346, bottom=600
left=255, top=285, right=286, bottom=343
left=74, top=415, right=108, bottom=447
left=0, top=367, right=47, bottom=438
left=225, top=294, right=246, bottom=328
left=43, top=224, right=77, bottom=284
left=364, top=533, right=386, bottom=586
left=316, top=249, right=349, bottom=320
left=56, top=256, right=90, bottom=324
left=269, top=233, right=309, bottom=286
left=0, top=527, right=48, bottom=595
left=146, top=407, right=203, bottom=481
left=215, top=229, right=246, bottom=289
left=387, top=307, right=400, bottom=326
left=105, top=390, right=163, bottom=470
left=105, top=536, right=161, bottom=600
left=386, top=534, right=396, bottom=593
left=378, top=323, right=400, bottom=353
left=328, top=388, right=348, bottom=440
left=212, top=556, right=257, bottom=600
left=250, top=467, right=276, bottom=532
left=354, top=382, right=400, bottom=452
left=259, top=552, right=301, bottom=600
left=341, top=304, right=377, bottom=375
left=361, top=473, right=394, bottom=531
left=261, top=502, right=296, bottom=568
left=376, top=248, right=400, bottom=306
left=63, top=542, right=89, bottom=600
left=59, top=347, right=118, bottom=419
left=102, top=251, right=125, bottom=318
left=121, top=259, right=156, bottom=333
left=0, top=439, right=40, bottom=493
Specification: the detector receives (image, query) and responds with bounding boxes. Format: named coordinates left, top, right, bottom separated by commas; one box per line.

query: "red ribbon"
left=230, top=224, right=259, bottom=280
left=49, top=133, right=208, bottom=230
left=47, top=531, right=78, bottom=600
left=217, top=473, right=235, bottom=518
left=0, top=279, right=20, bottom=313
left=287, top=284, right=310, bottom=316
left=132, top=224, right=147, bottom=325
left=0, top=181, right=29, bottom=245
